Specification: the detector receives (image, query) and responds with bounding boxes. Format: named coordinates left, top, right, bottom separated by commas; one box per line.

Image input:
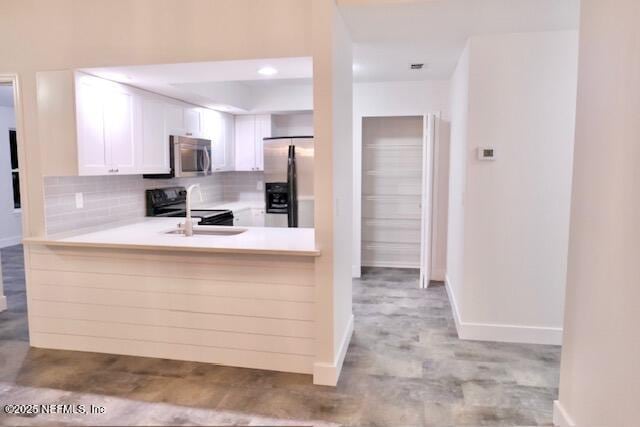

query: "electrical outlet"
left=75, top=192, right=84, bottom=209
left=256, top=180, right=263, bottom=191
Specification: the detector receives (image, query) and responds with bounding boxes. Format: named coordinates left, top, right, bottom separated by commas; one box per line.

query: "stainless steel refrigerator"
left=263, top=136, right=314, bottom=228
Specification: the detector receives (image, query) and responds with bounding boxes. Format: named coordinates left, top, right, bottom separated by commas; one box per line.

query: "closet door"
left=361, top=116, right=424, bottom=269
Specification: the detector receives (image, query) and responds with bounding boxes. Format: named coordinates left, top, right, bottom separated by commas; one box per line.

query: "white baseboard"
left=444, top=275, right=563, bottom=345
left=352, top=265, right=361, bottom=278
left=0, top=236, right=21, bottom=248
left=313, top=314, right=354, bottom=386
left=0, top=295, right=7, bottom=312
left=431, top=267, right=446, bottom=282
left=553, top=400, right=576, bottom=427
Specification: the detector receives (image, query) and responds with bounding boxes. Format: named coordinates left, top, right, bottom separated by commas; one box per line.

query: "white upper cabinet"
left=184, top=107, right=201, bottom=137
left=235, top=115, right=257, bottom=171
left=235, top=114, right=271, bottom=171
left=76, top=75, right=108, bottom=175
left=103, top=85, right=136, bottom=174
left=222, top=112, right=235, bottom=171
left=164, top=103, right=185, bottom=136
left=73, top=72, right=239, bottom=176
left=254, top=114, right=272, bottom=171
left=201, top=109, right=234, bottom=172
left=76, top=73, right=135, bottom=175
left=140, top=97, right=170, bottom=174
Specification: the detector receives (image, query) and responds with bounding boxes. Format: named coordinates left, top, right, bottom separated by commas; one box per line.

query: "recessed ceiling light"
left=352, top=63, right=361, bottom=73
left=258, top=66, right=278, bottom=76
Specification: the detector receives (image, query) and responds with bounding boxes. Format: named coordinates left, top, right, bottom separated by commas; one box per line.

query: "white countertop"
left=25, top=218, right=319, bottom=257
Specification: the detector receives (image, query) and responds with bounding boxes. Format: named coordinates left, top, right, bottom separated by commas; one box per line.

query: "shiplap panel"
left=362, top=116, right=423, bottom=269
left=30, top=285, right=313, bottom=320
left=29, top=244, right=314, bottom=270
left=30, top=270, right=314, bottom=302
left=30, top=251, right=313, bottom=287
left=30, top=317, right=314, bottom=355
left=362, top=219, right=421, bottom=244
left=25, top=244, right=317, bottom=374
left=29, top=300, right=313, bottom=338
left=30, top=333, right=314, bottom=374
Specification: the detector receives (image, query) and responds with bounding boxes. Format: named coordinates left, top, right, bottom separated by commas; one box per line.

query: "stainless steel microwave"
left=144, top=135, right=212, bottom=179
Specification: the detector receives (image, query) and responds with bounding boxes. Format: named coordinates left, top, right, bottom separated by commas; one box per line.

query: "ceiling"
left=339, top=0, right=581, bottom=82
left=81, top=57, right=312, bottom=112
left=0, top=85, right=13, bottom=107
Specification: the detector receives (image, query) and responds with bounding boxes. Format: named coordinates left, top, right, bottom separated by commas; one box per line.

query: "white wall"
left=446, top=31, right=579, bottom=345
left=0, top=0, right=356, bottom=385
left=251, top=82, right=313, bottom=113
left=0, top=105, right=22, bottom=247
left=353, top=80, right=450, bottom=279
left=555, top=1, right=640, bottom=425
left=271, top=112, right=314, bottom=137
left=446, top=44, right=470, bottom=305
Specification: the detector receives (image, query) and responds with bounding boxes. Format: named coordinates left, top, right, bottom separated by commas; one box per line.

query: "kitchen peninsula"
left=23, top=222, right=319, bottom=375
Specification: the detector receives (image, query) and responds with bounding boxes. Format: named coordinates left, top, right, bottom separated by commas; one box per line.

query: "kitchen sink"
left=165, top=228, right=247, bottom=236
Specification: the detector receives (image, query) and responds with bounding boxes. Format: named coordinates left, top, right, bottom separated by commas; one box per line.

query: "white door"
left=103, top=86, right=136, bottom=174
left=76, top=75, right=109, bottom=175
left=184, top=108, right=200, bottom=136
left=419, top=114, right=436, bottom=289
left=222, top=112, right=235, bottom=171
left=254, top=114, right=272, bottom=171
left=141, top=97, right=170, bottom=174
left=201, top=109, right=220, bottom=171
left=165, top=103, right=185, bottom=136
left=361, top=116, right=424, bottom=269
left=235, top=115, right=256, bottom=171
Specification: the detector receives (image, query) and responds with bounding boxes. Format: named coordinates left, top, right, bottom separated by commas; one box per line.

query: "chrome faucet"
left=183, top=184, right=202, bottom=236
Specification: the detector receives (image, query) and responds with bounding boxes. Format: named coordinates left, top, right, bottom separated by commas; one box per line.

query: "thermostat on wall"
left=477, top=147, right=496, bottom=161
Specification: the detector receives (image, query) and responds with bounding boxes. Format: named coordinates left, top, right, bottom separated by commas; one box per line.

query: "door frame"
left=354, top=112, right=440, bottom=284
left=0, top=75, right=28, bottom=236
left=0, top=74, right=29, bottom=312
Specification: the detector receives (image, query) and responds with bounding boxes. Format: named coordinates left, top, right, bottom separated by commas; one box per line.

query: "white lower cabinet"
left=233, top=208, right=266, bottom=227
left=233, top=208, right=253, bottom=226
left=251, top=208, right=265, bottom=227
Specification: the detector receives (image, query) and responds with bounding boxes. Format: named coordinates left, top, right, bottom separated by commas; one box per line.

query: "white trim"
left=444, top=274, right=463, bottom=334
left=354, top=111, right=441, bottom=285
left=431, top=268, right=446, bottom=282
left=0, top=236, right=21, bottom=248
left=445, top=275, right=562, bottom=345
left=361, top=261, right=420, bottom=269
left=352, top=265, right=360, bottom=278
left=0, top=295, right=6, bottom=312
left=553, top=400, right=576, bottom=427
left=313, top=314, right=354, bottom=386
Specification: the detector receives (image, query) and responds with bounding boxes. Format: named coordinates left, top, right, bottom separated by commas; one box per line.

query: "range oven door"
left=172, top=136, right=212, bottom=178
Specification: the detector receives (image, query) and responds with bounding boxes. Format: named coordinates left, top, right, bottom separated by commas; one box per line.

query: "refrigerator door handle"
left=287, top=145, right=298, bottom=227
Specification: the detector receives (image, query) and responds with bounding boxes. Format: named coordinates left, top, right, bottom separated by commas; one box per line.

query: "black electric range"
left=146, top=187, right=234, bottom=226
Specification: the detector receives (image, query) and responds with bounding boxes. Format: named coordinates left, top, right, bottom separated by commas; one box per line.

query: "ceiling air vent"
left=410, top=63, right=424, bottom=70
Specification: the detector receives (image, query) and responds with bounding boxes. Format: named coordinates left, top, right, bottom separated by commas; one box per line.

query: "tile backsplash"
left=44, top=175, right=145, bottom=235
left=222, top=171, right=265, bottom=203
left=43, top=175, right=225, bottom=235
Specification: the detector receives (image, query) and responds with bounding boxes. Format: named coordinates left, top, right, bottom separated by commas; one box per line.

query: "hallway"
left=0, top=246, right=560, bottom=426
